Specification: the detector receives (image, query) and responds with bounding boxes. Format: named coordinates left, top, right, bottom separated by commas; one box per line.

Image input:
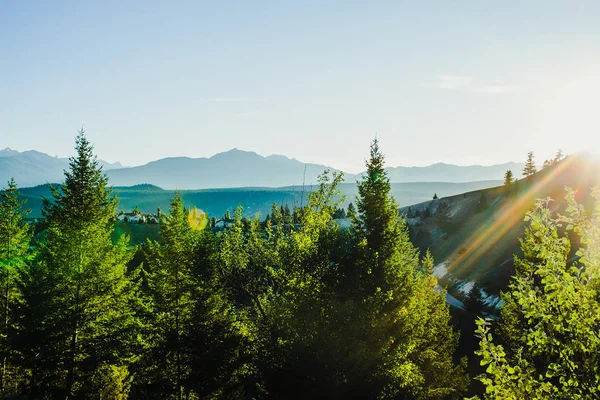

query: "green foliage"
left=347, top=201, right=356, bottom=218
left=141, top=192, right=245, bottom=399
left=332, top=206, right=346, bottom=219
left=18, top=130, right=141, bottom=398
left=0, top=178, right=32, bottom=395
left=474, top=189, right=600, bottom=399
left=1, top=137, right=477, bottom=398
left=217, top=170, right=348, bottom=398
left=91, top=364, right=133, bottom=400
left=344, top=139, right=468, bottom=398
left=143, top=192, right=198, bottom=398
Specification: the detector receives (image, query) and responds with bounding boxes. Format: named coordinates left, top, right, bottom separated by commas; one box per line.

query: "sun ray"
left=444, top=156, right=577, bottom=282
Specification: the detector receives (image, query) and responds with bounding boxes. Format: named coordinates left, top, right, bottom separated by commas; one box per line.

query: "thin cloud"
left=434, top=75, right=473, bottom=89
left=428, top=75, right=516, bottom=95
left=471, top=84, right=517, bottom=94
left=205, top=97, right=269, bottom=103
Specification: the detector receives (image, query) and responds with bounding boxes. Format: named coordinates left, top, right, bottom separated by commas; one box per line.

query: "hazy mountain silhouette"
left=2, top=146, right=526, bottom=190
left=0, top=147, right=122, bottom=188
left=107, top=149, right=524, bottom=189
left=106, top=149, right=349, bottom=189
left=383, top=162, right=525, bottom=183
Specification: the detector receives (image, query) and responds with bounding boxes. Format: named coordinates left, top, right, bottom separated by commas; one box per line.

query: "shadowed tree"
left=342, top=138, right=468, bottom=398
left=503, top=170, right=514, bottom=186
left=0, top=178, right=32, bottom=394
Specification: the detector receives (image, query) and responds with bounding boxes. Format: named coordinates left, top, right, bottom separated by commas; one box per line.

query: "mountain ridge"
left=0, top=148, right=122, bottom=188
left=1, top=147, right=525, bottom=189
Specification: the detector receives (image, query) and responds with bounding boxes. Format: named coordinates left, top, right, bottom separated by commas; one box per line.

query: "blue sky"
left=2, top=1, right=599, bottom=172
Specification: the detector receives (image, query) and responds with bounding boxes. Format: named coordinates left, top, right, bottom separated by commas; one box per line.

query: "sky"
left=1, top=1, right=600, bottom=173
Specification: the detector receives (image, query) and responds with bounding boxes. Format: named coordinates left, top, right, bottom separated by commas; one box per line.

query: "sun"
left=535, top=75, right=600, bottom=155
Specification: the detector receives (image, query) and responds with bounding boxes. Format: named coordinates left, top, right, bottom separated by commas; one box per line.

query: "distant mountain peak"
left=210, top=148, right=262, bottom=160
left=266, top=154, right=291, bottom=161
left=0, top=147, right=20, bottom=157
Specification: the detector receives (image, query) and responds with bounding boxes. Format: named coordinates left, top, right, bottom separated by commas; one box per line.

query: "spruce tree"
left=522, top=151, right=537, bottom=177
left=143, top=192, right=197, bottom=399
left=29, top=129, right=140, bottom=398
left=503, top=170, right=514, bottom=186
left=345, top=138, right=468, bottom=398
left=0, top=178, right=32, bottom=394
left=186, top=221, right=249, bottom=398
left=346, top=202, right=356, bottom=218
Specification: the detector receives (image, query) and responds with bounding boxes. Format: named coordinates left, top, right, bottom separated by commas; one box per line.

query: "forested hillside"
left=1, top=133, right=599, bottom=399
left=17, top=181, right=501, bottom=220
left=402, top=153, right=600, bottom=301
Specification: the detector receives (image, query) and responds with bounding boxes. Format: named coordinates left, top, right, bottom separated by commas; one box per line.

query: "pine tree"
left=522, top=151, right=537, bottom=177
left=553, top=149, right=564, bottom=163
left=186, top=221, right=248, bottom=398
left=332, top=207, right=346, bottom=219
left=28, top=129, right=141, bottom=398
left=346, top=202, right=356, bottom=217
left=0, top=179, right=32, bottom=394
left=345, top=138, right=468, bottom=398
left=542, top=159, right=552, bottom=169
left=503, top=170, right=514, bottom=186
left=352, top=138, right=401, bottom=290
left=433, top=193, right=439, bottom=200
left=143, top=192, right=198, bottom=399
left=283, top=204, right=291, bottom=218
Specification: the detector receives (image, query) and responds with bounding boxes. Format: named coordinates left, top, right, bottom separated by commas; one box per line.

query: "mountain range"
left=0, top=147, right=122, bottom=188
left=1, top=147, right=524, bottom=189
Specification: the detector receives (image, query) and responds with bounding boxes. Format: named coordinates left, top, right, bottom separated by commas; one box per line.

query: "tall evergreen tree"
left=344, top=138, right=468, bottom=398
left=503, top=170, right=514, bottom=186
left=346, top=202, right=356, bottom=218
left=522, top=151, right=537, bottom=177
left=0, top=179, right=32, bottom=394
left=185, top=229, right=247, bottom=399
left=143, top=192, right=197, bottom=399
left=141, top=193, right=244, bottom=399
left=25, top=129, right=140, bottom=398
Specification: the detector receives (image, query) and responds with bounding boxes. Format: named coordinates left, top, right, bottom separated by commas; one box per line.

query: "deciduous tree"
left=474, top=189, right=600, bottom=398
